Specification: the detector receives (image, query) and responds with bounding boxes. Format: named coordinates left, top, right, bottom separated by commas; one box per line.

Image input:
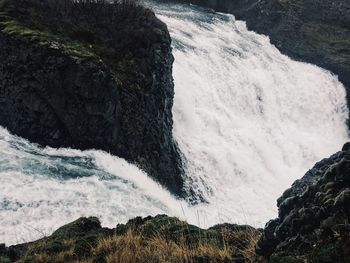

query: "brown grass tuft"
left=222, top=226, right=263, bottom=263
left=93, top=229, right=232, bottom=263
left=18, top=217, right=265, bottom=262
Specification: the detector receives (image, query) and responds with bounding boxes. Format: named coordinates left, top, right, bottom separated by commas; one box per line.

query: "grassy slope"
left=1, top=215, right=263, bottom=263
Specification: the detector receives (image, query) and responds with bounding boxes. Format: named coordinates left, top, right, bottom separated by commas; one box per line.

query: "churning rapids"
left=1, top=1, right=349, bottom=245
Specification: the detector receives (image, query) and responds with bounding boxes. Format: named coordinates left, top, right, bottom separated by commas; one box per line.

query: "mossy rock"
left=310, top=241, right=350, bottom=263
left=16, top=217, right=113, bottom=262
left=0, top=256, right=11, bottom=263
left=0, top=1, right=96, bottom=60
left=3, top=215, right=263, bottom=263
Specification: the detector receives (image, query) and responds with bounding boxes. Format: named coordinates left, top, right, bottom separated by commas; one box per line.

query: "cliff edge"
left=257, top=143, right=350, bottom=262
left=0, top=0, right=186, bottom=196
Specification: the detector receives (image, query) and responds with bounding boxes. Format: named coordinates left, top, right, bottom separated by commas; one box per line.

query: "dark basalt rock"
left=172, top=0, right=350, bottom=124
left=256, top=144, right=350, bottom=262
left=0, top=0, right=186, bottom=197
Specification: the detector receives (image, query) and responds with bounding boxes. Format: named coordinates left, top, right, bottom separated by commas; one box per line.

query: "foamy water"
left=0, top=1, right=348, bottom=245
left=153, top=2, right=349, bottom=225
left=0, top=127, right=195, bottom=244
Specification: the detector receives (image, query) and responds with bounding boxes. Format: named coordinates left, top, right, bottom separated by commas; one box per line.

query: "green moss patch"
left=0, top=0, right=167, bottom=75
left=0, top=19, right=96, bottom=59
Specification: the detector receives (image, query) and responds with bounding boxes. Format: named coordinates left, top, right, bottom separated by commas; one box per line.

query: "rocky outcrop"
left=256, top=143, right=350, bottom=262
left=0, top=215, right=263, bottom=263
left=173, top=0, right=350, bottom=118
left=0, top=0, right=186, bottom=196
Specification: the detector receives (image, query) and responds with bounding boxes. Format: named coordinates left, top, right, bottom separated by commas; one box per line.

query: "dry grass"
left=33, top=252, right=51, bottom=263
left=18, top=217, right=264, bottom=263
left=220, top=226, right=263, bottom=263
left=93, top=229, right=232, bottom=263
left=29, top=238, right=75, bottom=263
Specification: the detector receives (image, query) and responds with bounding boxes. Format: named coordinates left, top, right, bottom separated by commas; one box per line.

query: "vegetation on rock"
left=1, top=1, right=349, bottom=263
left=0, top=215, right=263, bottom=263
left=0, top=0, right=149, bottom=64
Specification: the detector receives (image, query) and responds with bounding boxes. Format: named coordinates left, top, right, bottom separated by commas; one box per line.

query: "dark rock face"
left=0, top=0, right=185, bottom=196
left=256, top=144, right=350, bottom=262
left=174, top=0, right=350, bottom=118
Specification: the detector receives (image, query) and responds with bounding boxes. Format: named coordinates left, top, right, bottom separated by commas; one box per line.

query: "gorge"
left=0, top=0, right=349, bottom=262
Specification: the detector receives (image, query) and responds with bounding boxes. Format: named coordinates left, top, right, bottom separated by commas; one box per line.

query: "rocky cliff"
left=174, top=0, right=350, bottom=120
left=257, top=143, right=350, bottom=262
left=0, top=0, right=186, bottom=196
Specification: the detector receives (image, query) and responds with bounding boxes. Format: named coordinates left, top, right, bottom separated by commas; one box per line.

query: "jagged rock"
left=256, top=144, right=350, bottom=262
left=0, top=0, right=186, bottom=197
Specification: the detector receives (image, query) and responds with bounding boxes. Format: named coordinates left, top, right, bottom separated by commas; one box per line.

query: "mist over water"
left=0, top=1, right=348, bottom=245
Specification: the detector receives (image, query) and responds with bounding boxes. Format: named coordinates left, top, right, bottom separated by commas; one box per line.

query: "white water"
left=153, top=3, right=349, bottom=225
left=0, top=1, right=348, bottom=245
left=0, top=127, right=195, bottom=245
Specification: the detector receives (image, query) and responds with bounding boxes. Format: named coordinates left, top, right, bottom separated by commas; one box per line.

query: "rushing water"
left=0, top=1, right=348, bottom=245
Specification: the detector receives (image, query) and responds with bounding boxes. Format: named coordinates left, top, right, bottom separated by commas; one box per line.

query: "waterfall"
left=0, top=0, right=348, bottom=245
